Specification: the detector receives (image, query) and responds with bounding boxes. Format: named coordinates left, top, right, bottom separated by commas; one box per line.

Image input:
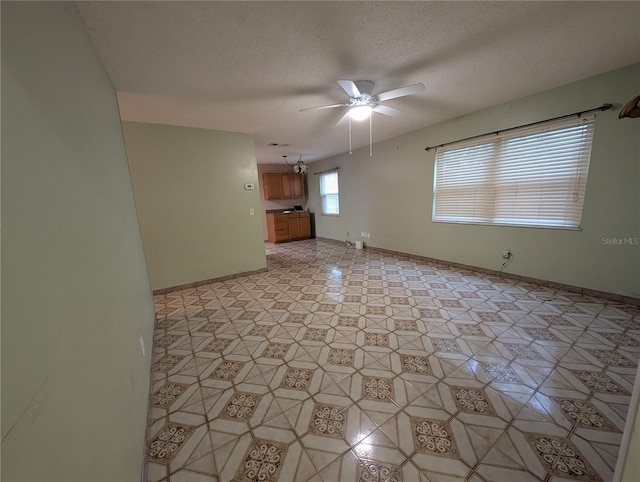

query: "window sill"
left=432, top=219, right=582, bottom=231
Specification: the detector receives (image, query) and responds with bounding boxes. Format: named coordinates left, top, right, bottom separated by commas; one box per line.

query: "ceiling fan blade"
left=373, top=105, right=403, bottom=117
left=300, top=103, right=347, bottom=112
left=337, top=80, right=361, bottom=98
left=336, top=112, right=351, bottom=126
left=375, top=83, right=425, bottom=102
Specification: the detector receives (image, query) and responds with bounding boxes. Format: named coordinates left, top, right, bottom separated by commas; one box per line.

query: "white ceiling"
left=77, top=1, right=640, bottom=164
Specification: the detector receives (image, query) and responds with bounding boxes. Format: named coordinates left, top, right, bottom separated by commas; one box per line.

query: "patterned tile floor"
left=146, top=239, right=640, bottom=482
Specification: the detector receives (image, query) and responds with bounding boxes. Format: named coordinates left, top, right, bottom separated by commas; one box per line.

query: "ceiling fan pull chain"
left=369, top=114, right=373, bottom=157
left=349, top=115, right=352, bottom=155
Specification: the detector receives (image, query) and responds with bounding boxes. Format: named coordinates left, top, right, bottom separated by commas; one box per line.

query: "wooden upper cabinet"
left=281, top=173, right=293, bottom=199
left=262, top=173, right=284, bottom=199
left=290, top=174, right=303, bottom=198
left=262, top=172, right=304, bottom=200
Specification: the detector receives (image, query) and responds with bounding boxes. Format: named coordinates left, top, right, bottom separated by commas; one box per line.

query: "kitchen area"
left=258, top=164, right=313, bottom=243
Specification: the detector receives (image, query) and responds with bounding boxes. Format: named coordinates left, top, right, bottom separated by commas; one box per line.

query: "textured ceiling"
left=77, top=1, right=640, bottom=164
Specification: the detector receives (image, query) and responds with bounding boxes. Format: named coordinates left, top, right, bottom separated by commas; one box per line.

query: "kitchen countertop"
left=265, top=209, right=309, bottom=214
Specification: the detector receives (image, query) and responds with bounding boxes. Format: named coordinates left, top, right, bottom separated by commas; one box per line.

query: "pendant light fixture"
left=283, top=155, right=309, bottom=174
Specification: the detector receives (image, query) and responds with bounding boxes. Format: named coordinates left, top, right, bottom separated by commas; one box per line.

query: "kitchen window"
left=319, top=170, right=340, bottom=215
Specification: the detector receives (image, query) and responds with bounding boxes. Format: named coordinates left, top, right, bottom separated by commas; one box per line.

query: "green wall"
left=1, top=3, right=155, bottom=481
left=122, top=121, right=266, bottom=291
left=309, top=64, right=640, bottom=299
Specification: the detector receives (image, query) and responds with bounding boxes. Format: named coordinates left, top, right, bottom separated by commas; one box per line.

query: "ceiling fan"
left=300, top=80, right=425, bottom=125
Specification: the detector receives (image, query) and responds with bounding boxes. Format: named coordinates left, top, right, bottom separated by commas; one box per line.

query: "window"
left=319, top=171, right=339, bottom=215
left=433, top=115, right=595, bottom=229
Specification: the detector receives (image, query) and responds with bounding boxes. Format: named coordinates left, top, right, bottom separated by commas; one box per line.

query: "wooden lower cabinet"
left=266, top=212, right=311, bottom=243
left=299, top=212, right=311, bottom=238
left=271, top=214, right=290, bottom=243
left=288, top=215, right=300, bottom=238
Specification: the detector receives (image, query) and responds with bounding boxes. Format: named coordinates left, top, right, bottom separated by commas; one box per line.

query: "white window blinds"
left=319, top=171, right=340, bottom=215
left=433, top=115, right=595, bottom=229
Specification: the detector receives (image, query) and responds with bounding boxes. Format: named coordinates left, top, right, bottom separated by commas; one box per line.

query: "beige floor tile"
left=144, top=239, right=638, bottom=481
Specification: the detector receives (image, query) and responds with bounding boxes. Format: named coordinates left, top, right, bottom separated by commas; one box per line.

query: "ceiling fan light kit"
left=301, top=79, right=426, bottom=156
left=349, top=105, right=372, bottom=121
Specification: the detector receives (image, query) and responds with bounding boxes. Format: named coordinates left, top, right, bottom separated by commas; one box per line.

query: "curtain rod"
left=424, top=103, right=613, bottom=152
left=313, top=167, right=340, bottom=175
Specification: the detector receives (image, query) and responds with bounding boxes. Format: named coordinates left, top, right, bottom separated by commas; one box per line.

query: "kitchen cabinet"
left=284, top=174, right=303, bottom=199
left=266, top=212, right=311, bottom=243
left=262, top=173, right=284, bottom=199
left=262, top=172, right=303, bottom=200
left=299, top=212, right=311, bottom=238
left=288, top=214, right=300, bottom=238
